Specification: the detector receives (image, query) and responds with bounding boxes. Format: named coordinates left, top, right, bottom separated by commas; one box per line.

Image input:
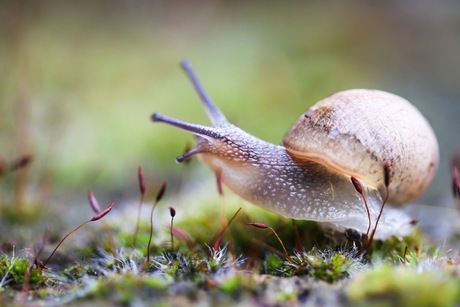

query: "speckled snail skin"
left=152, top=60, right=439, bottom=240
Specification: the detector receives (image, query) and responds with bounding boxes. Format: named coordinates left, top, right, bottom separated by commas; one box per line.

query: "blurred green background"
left=1, top=0, right=459, bottom=208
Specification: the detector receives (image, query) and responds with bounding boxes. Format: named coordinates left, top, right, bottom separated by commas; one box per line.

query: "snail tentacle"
left=181, top=60, right=228, bottom=126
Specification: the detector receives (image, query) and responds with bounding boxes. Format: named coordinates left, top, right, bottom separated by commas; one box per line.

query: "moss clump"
left=148, top=247, right=242, bottom=284
left=346, top=264, right=460, bottom=307
left=0, top=254, right=48, bottom=290
left=284, top=249, right=353, bottom=283
left=366, top=229, right=426, bottom=263
left=62, top=264, right=91, bottom=281
left=0, top=205, right=44, bottom=224
left=82, top=272, right=169, bottom=305
left=260, top=254, right=285, bottom=275
left=259, top=247, right=355, bottom=283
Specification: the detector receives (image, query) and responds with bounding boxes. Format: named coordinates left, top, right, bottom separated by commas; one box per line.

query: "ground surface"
left=1, top=184, right=460, bottom=306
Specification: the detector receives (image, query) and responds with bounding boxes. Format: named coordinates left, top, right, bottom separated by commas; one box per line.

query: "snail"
left=152, top=60, right=439, bottom=240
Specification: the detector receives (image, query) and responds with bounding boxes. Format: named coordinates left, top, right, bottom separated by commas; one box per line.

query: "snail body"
left=152, top=61, right=439, bottom=239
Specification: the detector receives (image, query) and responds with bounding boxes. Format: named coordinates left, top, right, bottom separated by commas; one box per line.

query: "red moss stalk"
left=42, top=201, right=115, bottom=268
left=169, top=206, right=176, bottom=252
left=145, top=183, right=167, bottom=268
left=247, top=222, right=290, bottom=259
left=133, top=166, right=146, bottom=247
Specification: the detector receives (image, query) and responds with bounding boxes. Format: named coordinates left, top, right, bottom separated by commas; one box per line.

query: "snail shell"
left=284, top=89, right=439, bottom=205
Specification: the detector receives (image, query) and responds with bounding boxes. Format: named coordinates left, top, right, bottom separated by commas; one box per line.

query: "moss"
left=0, top=254, right=49, bottom=290
left=218, top=274, right=243, bottom=295
left=83, top=272, right=169, bottom=304
left=116, top=227, right=152, bottom=252
left=0, top=205, right=44, bottom=224
left=367, top=229, right=426, bottom=263
left=284, top=249, right=352, bottom=283
left=346, top=264, right=460, bottom=307
left=261, top=254, right=285, bottom=275
left=62, top=264, right=89, bottom=281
